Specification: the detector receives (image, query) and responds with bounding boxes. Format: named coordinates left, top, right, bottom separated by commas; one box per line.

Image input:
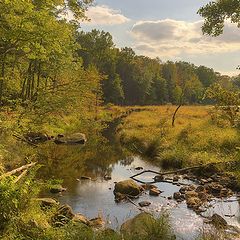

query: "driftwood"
left=13, top=134, right=38, bottom=147
left=130, top=161, right=237, bottom=184
left=0, top=162, right=37, bottom=181
left=14, top=169, right=28, bottom=183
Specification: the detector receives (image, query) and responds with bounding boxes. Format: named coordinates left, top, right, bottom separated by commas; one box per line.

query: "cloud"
left=131, top=19, right=240, bottom=58
left=85, top=5, right=130, bottom=25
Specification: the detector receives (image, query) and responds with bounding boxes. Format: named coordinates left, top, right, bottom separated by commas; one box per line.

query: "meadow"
left=117, top=105, right=240, bottom=179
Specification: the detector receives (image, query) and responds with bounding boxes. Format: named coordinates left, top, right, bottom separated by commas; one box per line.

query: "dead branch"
left=14, top=169, right=28, bottom=183
left=0, top=162, right=37, bottom=181
left=130, top=161, right=238, bottom=183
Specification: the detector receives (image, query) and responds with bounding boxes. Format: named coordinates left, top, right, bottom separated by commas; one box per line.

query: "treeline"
left=0, top=0, right=239, bottom=111
left=77, top=30, right=240, bottom=105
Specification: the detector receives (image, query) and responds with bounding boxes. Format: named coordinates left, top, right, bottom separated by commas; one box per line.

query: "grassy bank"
left=118, top=105, right=240, bottom=177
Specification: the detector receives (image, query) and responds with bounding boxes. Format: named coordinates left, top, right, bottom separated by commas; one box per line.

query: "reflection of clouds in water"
left=57, top=153, right=240, bottom=239
left=171, top=207, right=203, bottom=240
left=203, top=197, right=240, bottom=228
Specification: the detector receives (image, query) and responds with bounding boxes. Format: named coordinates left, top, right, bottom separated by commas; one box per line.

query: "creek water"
left=42, top=120, right=240, bottom=240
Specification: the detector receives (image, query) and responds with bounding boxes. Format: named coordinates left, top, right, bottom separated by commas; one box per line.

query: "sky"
left=80, top=0, right=240, bottom=76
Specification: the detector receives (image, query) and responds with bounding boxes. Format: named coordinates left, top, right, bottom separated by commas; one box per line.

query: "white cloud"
left=85, top=5, right=130, bottom=25
left=131, top=19, right=240, bottom=58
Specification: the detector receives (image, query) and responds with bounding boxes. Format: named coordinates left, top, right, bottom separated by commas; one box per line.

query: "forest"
left=0, top=0, right=240, bottom=240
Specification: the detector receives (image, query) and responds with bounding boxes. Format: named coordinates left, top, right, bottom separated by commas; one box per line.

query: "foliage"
left=198, top=0, right=240, bottom=36
left=205, top=83, right=240, bottom=126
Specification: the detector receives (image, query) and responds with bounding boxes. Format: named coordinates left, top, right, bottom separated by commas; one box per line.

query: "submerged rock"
left=149, top=188, right=162, bottom=196
left=154, top=175, right=164, bottom=182
left=135, top=167, right=143, bottom=170
left=138, top=201, right=151, bottom=207
left=114, top=180, right=143, bottom=197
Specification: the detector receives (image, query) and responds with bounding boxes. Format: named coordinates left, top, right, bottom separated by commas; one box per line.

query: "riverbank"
left=117, top=105, right=240, bottom=181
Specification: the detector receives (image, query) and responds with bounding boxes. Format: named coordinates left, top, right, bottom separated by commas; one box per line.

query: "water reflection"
left=37, top=124, right=240, bottom=240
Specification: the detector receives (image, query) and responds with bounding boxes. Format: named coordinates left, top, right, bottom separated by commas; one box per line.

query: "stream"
left=41, top=119, right=240, bottom=240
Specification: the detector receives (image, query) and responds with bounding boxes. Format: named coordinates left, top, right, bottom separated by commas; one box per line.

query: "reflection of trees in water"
left=120, top=156, right=135, bottom=166
left=37, top=135, right=126, bottom=185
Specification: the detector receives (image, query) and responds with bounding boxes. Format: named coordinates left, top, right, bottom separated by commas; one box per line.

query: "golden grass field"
left=117, top=105, right=240, bottom=171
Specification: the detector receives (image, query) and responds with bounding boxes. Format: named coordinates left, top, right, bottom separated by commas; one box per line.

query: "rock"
left=120, top=213, right=154, bottom=236
left=200, top=179, right=208, bottom=185
left=186, top=197, right=202, bottom=209
left=53, top=204, right=75, bottom=226
left=89, top=217, right=104, bottom=228
left=114, top=192, right=126, bottom=202
left=149, top=188, right=162, bottom=196
left=114, top=180, right=143, bottom=197
left=198, top=191, right=208, bottom=202
left=80, top=176, right=91, bottom=180
left=73, top=214, right=89, bottom=225
left=138, top=201, right=151, bottom=207
left=210, top=214, right=228, bottom=228
left=173, top=176, right=179, bottom=182
left=206, top=182, right=223, bottom=196
left=154, top=175, right=164, bottom=182
left=220, top=188, right=232, bottom=197
left=135, top=167, right=143, bottom=170
left=50, top=185, right=67, bottom=194
left=24, top=132, right=49, bottom=143
left=104, top=175, right=111, bottom=181
left=195, top=185, right=205, bottom=192
left=56, top=204, right=75, bottom=219
left=188, top=185, right=196, bottom=191
left=54, top=133, right=87, bottom=145
left=185, top=191, right=198, bottom=200
left=35, top=198, right=59, bottom=208
left=173, top=192, right=182, bottom=200
left=179, top=186, right=188, bottom=194
left=141, top=184, right=157, bottom=190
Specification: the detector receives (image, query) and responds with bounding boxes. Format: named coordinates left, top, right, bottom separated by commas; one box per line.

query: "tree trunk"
left=0, top=54, right=6, bottom=106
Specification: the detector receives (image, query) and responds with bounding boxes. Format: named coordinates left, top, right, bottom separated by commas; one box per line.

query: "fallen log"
left=0, top=162, right=37, bottom=181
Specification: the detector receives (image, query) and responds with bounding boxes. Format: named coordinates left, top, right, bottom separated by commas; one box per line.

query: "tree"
left=205, top=83, right=240, bottom=126
left=198, top=0, right=240, bottom=36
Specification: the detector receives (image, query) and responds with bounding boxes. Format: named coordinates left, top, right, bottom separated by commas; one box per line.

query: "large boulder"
left=120, top=213, right=154, bottom=236
left=54, top=133, right=87, bottom=145
left=114, top=180, right=143, bottom=197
